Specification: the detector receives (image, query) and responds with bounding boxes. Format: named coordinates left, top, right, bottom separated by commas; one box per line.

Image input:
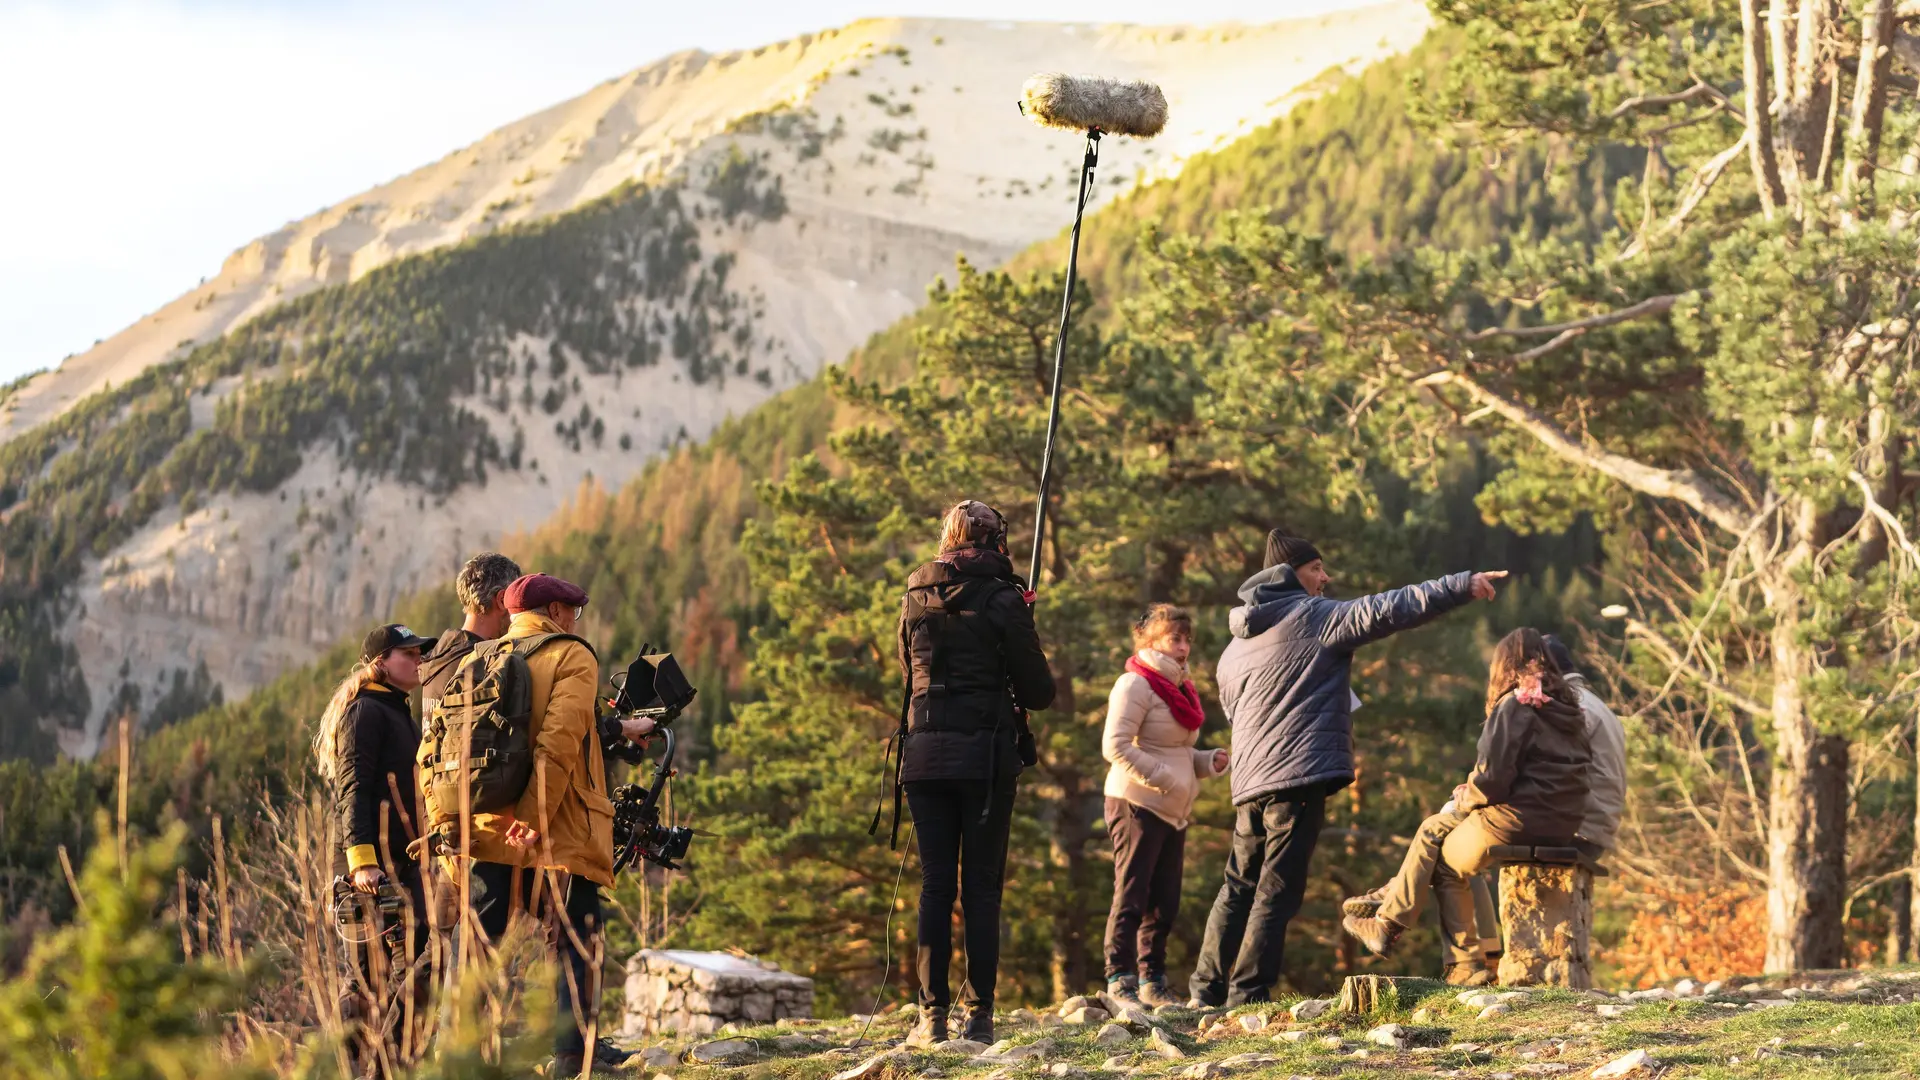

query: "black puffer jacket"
left=333, top=684, right=422, bottom=871
left=1217, top=564, right=1477, bottom=805
left=1459, top=690, right=1592, bottom=843
left=896, top=548, right=1055, bottom=783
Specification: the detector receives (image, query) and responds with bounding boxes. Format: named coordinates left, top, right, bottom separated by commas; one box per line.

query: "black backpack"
left=421, top=632, right=591, bottom=824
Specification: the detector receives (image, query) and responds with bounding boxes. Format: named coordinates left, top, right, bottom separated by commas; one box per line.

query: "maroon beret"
left=504, top=573, right=589, bottom=613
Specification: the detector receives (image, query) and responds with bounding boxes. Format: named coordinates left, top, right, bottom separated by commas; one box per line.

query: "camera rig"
left=603, top=644, right=698, bottom=873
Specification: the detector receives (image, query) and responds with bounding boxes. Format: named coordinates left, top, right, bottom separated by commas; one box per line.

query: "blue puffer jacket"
left=1217, top=564, right=1477, bottom=805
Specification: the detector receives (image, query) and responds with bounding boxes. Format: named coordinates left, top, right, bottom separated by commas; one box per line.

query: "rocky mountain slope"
left=3, top=6, right=1434, bottom=758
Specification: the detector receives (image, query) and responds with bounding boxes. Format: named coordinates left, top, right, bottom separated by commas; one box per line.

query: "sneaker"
left=958, top=1006, right=993, bottom=1044
left=1444, top=962, right=1496, bottom=987
left=592, top=1039, right=637, bottom=1066
left=1340, top=913, right=1405, bottom=957
left=907, top=1007, right=950, bottom=1047
left=1106, top=975, right=1141, bottom=1006
left=1137, top=976, right=1182, bottom=1009
left=1341, top=886, right=1387, bottom=918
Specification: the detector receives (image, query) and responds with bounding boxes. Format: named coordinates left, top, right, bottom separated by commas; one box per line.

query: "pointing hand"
left=1470, top=570, right=1508, bottom=602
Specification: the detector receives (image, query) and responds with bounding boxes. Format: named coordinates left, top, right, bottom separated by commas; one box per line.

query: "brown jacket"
left=1457, top=690, right=1592, bottom=844
left=1102, top=650, right=1225, bottom=829
left=420, top=611, right=614, bottom=887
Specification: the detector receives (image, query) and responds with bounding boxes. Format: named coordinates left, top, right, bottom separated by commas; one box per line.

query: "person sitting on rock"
left=1100, top=603, right=1228, bottom=1009
left=1340, top=627, right=1591, bottom=984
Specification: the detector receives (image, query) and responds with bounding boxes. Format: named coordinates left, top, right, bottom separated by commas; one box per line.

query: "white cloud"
left=0, top=0, right=1376, bottom=381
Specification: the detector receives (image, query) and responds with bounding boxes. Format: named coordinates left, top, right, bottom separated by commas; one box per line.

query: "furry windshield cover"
left=1020, top=72, right=1168, bottom=137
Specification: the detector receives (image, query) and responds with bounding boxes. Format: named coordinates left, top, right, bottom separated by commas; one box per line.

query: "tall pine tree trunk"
left=1764, top=599, right=1849, bottom=970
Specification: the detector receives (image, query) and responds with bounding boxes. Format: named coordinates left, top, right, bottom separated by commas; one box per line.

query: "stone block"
left=1496, top=864, right=1593, bottom=989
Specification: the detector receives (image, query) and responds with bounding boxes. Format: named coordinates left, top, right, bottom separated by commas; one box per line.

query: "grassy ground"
left=608, top=969, right=1920, bottom=1079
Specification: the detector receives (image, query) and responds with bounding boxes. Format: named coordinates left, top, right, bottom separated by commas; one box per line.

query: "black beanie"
left=1263, top=529, right=1322, bottom=570
left=1542, top=633, right=1578, bottom=677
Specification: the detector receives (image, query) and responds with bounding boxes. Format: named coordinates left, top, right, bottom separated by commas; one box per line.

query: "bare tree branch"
left=1619, top=135, right=1749, bottom=260
left=1464, top=292, right=1696, bottom=340
left=1608, top=83, right=1718, bottom=119
left=1625, top=618, right=1774, bottom=719
left=1412, top=368, right=1755, bottom=535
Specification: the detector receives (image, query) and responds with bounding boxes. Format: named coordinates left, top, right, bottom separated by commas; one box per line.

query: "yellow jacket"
left=420, top=611, right=615, bottom=887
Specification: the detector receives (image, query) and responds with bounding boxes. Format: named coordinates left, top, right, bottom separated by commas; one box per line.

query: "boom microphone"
left=1020, top=73, right=1168, bottom=137
left=1014, top=74, right=1168, bottom=592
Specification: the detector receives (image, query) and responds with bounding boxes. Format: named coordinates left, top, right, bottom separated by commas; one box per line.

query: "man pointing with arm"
left=1188, top=529, right=1504, bottom=1008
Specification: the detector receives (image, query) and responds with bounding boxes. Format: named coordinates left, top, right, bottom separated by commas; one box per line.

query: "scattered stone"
left=1288, top=998, right=1334, bottom=1022
left=1216, top=1054, right=1278, bottom=1068
left=1348, top=1049, right=1371, bottom=1059
left=1738, top=982, right=1763, bottom=993
left=654, top=1074, right=673, bottom=1080
left=1039, top=1013, right=1067, bottom=1028
left=1102, top=1055, right=1135, bottom=1070
left=1059, top=996, right=1099, bottom=1016
left=1478, top=1004, right=1512, bottom=1020
left=1673, top=978, right=1698, bottom=996
left=1064, top=1006, right=1111, bottom=1026
left=1448, top=1042, right=1482, bottom=1052
left=774, top=1034, right=825, bottom=1052
left=1178, top=1063, right=1229, bottom=1080
left=1516, top=1066, right=1570, bottom=1076
left=984, top=1070, right=1017, bottom=1080
left=1236, top=1013, right=1268, bottom=1034
left=1317, top=1036, right=1345, bottom=1050
left=831, top=1050, right=908, bottom=1080
left=1591, top=1049, right=1656, bottom=1077
left=1701, top=980, right=1724, bottom=995
left=1009, top=1009, right=1040, bottom=1024
left=1747, top=999, right=1793, bottom=1010
left=641, top=1047, right=680, bottom=1069
left=999, top=1040, right=1056, bottom=1063
left=1364, top=1023, right=1409, bottom=1050
left=1148, top=1028, right=1187, bottom=1060
left=1094, top=1024, right=1133, bottom=1047
left=939, top=1040, right=989, bottom=1056
left=1273, top=1031, right=1311, bottom=1044
left=1410, top=1007, right=1437, bottom=1023
left=1152, top=1004, right=1195, bottom=1022
left=1781, top=987, right=1808, bottom=999
left=1458, top=991, right=1501, bottom=1009
left=1046, top=1065, right=1085, bottom=1079
left=689, top=1038, right=759, bottom=1065
left=1595, top=1004, right=1634, bottom=1018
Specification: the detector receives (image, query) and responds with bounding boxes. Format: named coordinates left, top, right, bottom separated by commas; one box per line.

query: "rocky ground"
left=599, top=969, right=1920, bottom=1079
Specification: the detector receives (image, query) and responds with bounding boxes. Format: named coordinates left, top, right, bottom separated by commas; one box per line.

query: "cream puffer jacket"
left=1102, top=649, right=1227, bottom=829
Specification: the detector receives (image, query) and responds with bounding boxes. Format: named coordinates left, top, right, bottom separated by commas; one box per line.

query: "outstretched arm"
left=1319, top=571, right=1504, bottom=650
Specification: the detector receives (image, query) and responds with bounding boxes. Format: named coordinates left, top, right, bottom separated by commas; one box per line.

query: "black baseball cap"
left=360, top=623, right=436, bottom=663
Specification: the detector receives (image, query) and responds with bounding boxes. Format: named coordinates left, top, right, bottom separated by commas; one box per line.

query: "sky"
left=0, top=0, right=1376, bottom=383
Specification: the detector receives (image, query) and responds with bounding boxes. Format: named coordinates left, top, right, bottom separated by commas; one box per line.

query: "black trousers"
left=1189, top=790, right=1325, bottom=1007
left=345, top=864, right=429, bottom=1077
left=470, top=861, right=604, bottom=1058
left=1103, top=797, right=1186, bottom=982
left=906, top=777, right=1016, bottom=1013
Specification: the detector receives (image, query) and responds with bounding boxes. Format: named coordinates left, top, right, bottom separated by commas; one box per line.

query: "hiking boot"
left=1106, top=975, right=1141, bottom=1006
left=1341, top=913, right=1405, bottom=957
left=592, top=1038, right=637, bottom=1066
left=958, top=1006, right=993, bottom=1044
left=1341, top=886, right=1387, bottom=918
left=1444, top=962, right=1496, bottom=987
left=908, top=1007, right=949, bottom=1047
left=1137, top=975, right=1182, bottom=1009
left=542, top=1055, right=586, bottom=1078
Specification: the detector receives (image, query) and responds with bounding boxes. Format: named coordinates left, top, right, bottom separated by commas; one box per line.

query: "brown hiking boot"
left=1341, top=886, right=1387, bottom=918
left=1444, top=962, right=1495, bottom=987
left=907, top=1007, right=949, bottom=1046
left=1341, top=913, right=1405, bottom=957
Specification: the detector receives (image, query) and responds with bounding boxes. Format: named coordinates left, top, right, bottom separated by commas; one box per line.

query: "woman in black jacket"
left=313, top=622, right=436, bottom=1077
left=898, top=501, right=1055, bottom=1045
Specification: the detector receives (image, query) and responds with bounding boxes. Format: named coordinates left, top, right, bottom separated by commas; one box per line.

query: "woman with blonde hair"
left=1340, top=627, right=1591, bottom=983
left=1101, top=603, right=1228, bottom=1007
left=314, top=622, right=435, bottom=1076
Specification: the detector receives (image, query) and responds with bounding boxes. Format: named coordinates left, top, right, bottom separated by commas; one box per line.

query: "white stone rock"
left=1364, top=1023, right=1409, bottom=1050
left=1114, top=1006, right=1158, bottom=1028
left=1596, top=1004, right=1634, bottom=1018
left=690, top=1038, right=760, bottom=1064
left=832, top=1051, right=907, bottom=1080
left=1516, top=1065, right=1570, bottom=1076
left=1273, top=1031, right=1310, bottom=1044
left=1738, top=982, right=1763, bottom=993
left=1064, top=1006, right=1111, bottom=1026
left=1781, top=987, right=1806, bottom=999
left=1701, top=980, right=1724, bottom=995
left=1591, top=1049, right=1656, bottom=1077
left=1178, top=1063, right=1228, bottom=1080
left=1148, top=1028, right=1187, bottom=1060
left=1748, top=999, right=1793, bottom=1009
left=1288, top=999, right=1334, bottom=1022
left=1094, top=1024, right=1133, bottom=1046
left=1317, top=1036, right=1345, bottom=1050
left=1047, top=1065, right=1084, bottom=1079
left=1101, top=1056, right=1134, bottom=1070
left=1673, top=978, right=1698, bottom=997
left=939, top=1039, right=989, bottom=1056
left=1000, top=1040, right=1056, bottom=1062
left=642, top=1047, right=679, bottom=1068
left=1237, top=1014, right=1268, bottom=1034
left=1059, top=995, right=1098, bottom=1016
left=1459, top=992, right=1501, bottom=1009
left=1478, top=1004, right=1512, bottom=1020
left=1493, top=992, right=1530, bottom=1004
left=1009, top=1009, right=1040, bottom=1024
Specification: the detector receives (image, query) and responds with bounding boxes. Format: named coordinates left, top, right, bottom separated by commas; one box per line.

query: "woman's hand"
left=1453, top=783, right=1472, bottom=805
left=351, top=866, right=387, bottom=894
left=1213, top=748, right=1230, bottom=773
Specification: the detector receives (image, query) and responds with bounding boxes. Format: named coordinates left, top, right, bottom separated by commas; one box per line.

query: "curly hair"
left=455, top=551, right=522, bottom=614
left=1132, top=603, right=1193, bottom=652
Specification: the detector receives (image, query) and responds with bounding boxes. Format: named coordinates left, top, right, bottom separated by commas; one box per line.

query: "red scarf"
left=1126, top=656, right=1204, bottom=731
